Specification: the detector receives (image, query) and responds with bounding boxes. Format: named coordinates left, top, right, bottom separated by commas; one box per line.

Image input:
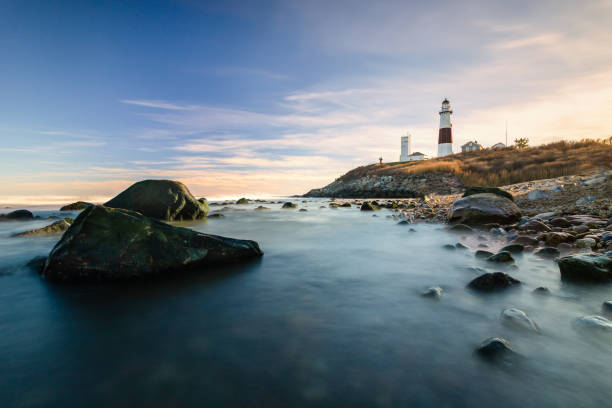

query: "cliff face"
left=304, top=170, right=462, bottom=198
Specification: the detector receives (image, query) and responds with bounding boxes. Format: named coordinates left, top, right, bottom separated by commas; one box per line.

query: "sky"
left=1, top=0, right=612, bottom=204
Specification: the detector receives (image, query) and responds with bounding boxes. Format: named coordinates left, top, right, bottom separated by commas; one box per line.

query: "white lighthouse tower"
left=399, top=132, right=412, bottom=161
left=437, top=98, right=453, bottom=157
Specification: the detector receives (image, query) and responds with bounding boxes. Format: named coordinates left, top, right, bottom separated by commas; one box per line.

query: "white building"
left=399, top=133, right=412, bottom=161
left=407, top=152, right=426, bottom=161
left=438, top=99, right=453, bottom=157
left=461, top=140, right=483, bottom=152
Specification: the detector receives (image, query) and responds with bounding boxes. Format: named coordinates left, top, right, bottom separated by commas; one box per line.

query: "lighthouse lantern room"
left=437, top=99, right=453, bottom=157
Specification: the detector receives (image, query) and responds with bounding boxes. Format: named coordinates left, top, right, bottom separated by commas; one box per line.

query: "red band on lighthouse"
left=438, top=128, right=452, bottom=144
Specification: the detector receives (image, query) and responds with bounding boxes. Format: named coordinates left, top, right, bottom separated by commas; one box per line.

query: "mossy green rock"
left=42, top=205, right=263, bottom=282
left=236, top=198, right=249, bottom=205
left=463, top=187, right=514, bottom=202
left=60, top=201, right=92, bottom=211
left=105, top=180, right=209, bottom=221
left=558, top=254, right=612, bottom=282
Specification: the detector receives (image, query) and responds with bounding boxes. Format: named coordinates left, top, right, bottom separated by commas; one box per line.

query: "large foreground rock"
left=463, top=186, right=514, bottom=201
left=557, top=254, right=612, bottom=282
left=42, top=205, right=263, bottom=282
left=449, top=193, right=521, bottom=226
left=105, top=180, right=209, bottom=221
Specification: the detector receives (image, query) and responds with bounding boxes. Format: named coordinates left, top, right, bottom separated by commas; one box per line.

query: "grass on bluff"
left=341, top=139, right=612, bottom=187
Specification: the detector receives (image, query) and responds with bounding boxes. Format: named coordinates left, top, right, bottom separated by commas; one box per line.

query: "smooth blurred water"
left=1, top=200, right=611, bottom=407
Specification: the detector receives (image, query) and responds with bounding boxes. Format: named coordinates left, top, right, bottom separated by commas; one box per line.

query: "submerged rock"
left=449, top=193, right=521, bottom=226
left=557, top=254, right=612, bottom=282
left=447, top=224, right=473, bottom=233
left=0, top=209, right=34, bottom=221
left=41, top=205, right=263, bottom=282
left=500, top=244, right=524, bottom=254
left=602, top=301, right=612, bottom=314
left=60, top=201, right=92, bottom=211
left=104, top=180, right=209, bottom=221
left=12, top=218, right=72, bottom=237
left=487, top=251, right=515, bottom=263
left=475, top=250, right=494, bottom=259
left=476, top=337, right=518, bottom=362
left=236, top=198, right=249, bottom=205
left=254, top=206, right=270, bottom=211
left=534, top=247, right=560, bottom=259
left=501, top=308, right=540, bottom=333
left=360, top=202, right=380, bottom=211
left=468, top=272, right=521, bottom=291
left=421, top=286, right=443, bottom=299
left=574, top=315, right=612, bottom=331
left=207, top=213, right=225, bottom=218
left=282, top=202, right=297, bottom=209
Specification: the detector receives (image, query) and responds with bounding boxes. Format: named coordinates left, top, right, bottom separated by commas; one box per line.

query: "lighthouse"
left=437, top=98, right=453, bottom=157
left=399, top=132, right=412, bottom=161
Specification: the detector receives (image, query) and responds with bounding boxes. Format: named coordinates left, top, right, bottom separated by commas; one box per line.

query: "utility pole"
left=505, top=121, right=508, bottom=147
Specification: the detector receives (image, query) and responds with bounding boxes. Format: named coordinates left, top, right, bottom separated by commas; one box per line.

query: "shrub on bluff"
left=105, top=179, right=209, bottom=221
left=41, top=205, right=263, bottom=282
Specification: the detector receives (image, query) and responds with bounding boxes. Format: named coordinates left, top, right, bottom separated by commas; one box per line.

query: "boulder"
left=12, top=218, right=72, bottom=237
left=282, top=202, right=297, bottom=209
left=236, top=198, right=249, bottom=205
left=602, top=301, right=612, bottom=314
left=41, top=205, right=263, bottom=282
left=487, top=251, right=515, bottom=263
left=449, top=193, right=521, bottom=226
left=60, top=201, right=92, bottom=211
left=468, top=272, right=521, bottom=291
left=550, top=217, right=571, bottom=228
left=104, top=180, right=209, bottom=221
left=512, top=236, right=539, bottom=246
left=463, top=187, right=514, bottom=201
left=557, top=254, right=612, bottom=282
left=501, top=308, right=540, bottom=333
left=0, top=209, right=34, bottom=221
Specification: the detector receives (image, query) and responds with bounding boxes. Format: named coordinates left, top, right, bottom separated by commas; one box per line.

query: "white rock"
left=501, top=308, right=540, bottom=333
left=421, top=286, right=443, bottom=299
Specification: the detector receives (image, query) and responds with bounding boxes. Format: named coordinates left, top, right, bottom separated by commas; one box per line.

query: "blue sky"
left=1, top=0, right=612, bottom=203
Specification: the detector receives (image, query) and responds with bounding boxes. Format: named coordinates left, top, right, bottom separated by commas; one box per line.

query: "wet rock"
left=463, top=187, right=514, bottom=201
left=476, top=337, right=518, bottom=362
left=299, top=209, right=308, bottom=212
left=576, top=196, right=597, bottom=205
left=558, top=253, right=612, bottom=282
left=487, top=251, right=515, bottom=263
left=576, top=238, right=596, bottom=249
left=0, top=209, right=34, bottom=221
left=421, top=286, right=443, bottom=299
left=26, top=256, right=47, bottom=273
left=360, top=202, right=380, bottom=211
left=282, top=202, right=297, bottom=209
left=468, top=272, right=521, bottom=291
left=500, top=244, right=524, bottom=254
left=539, top=232, right=575, bottom=247
left=574, top=315, right=612, bottom=331
left=601, top=301, right=612, bottom=314
left=501, top=308, right=540, bottom=333
left=207, top=213, right=225, bottom=218
left=447, top=224, right=473, bottom=233
left=236, top=198, right=249, bottom=204
left=104, top=180, right=209, bottom=221
left=475, top=250, right=494, bottom=259
left=41, top=205, right=263, bottom=282
left=254, top=206, right=270, bottom=211
left=60, top=201, right=92, bottom=211
left=534, top=247, right=560, bottom=259
left=443, top=244, right=456, bottom=250
left=339, top=203, right=352, bottom=208
left=519, top=219, right=551, bottom=232
left=550, top=217, right=571, bottom=228
left=572, top=224, right=589, bottom=233
left=397, top=220, right=410, bottom=225
left=12, top=218, right=72, bottom=237
left=449, top=193, right=521, bottom=226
